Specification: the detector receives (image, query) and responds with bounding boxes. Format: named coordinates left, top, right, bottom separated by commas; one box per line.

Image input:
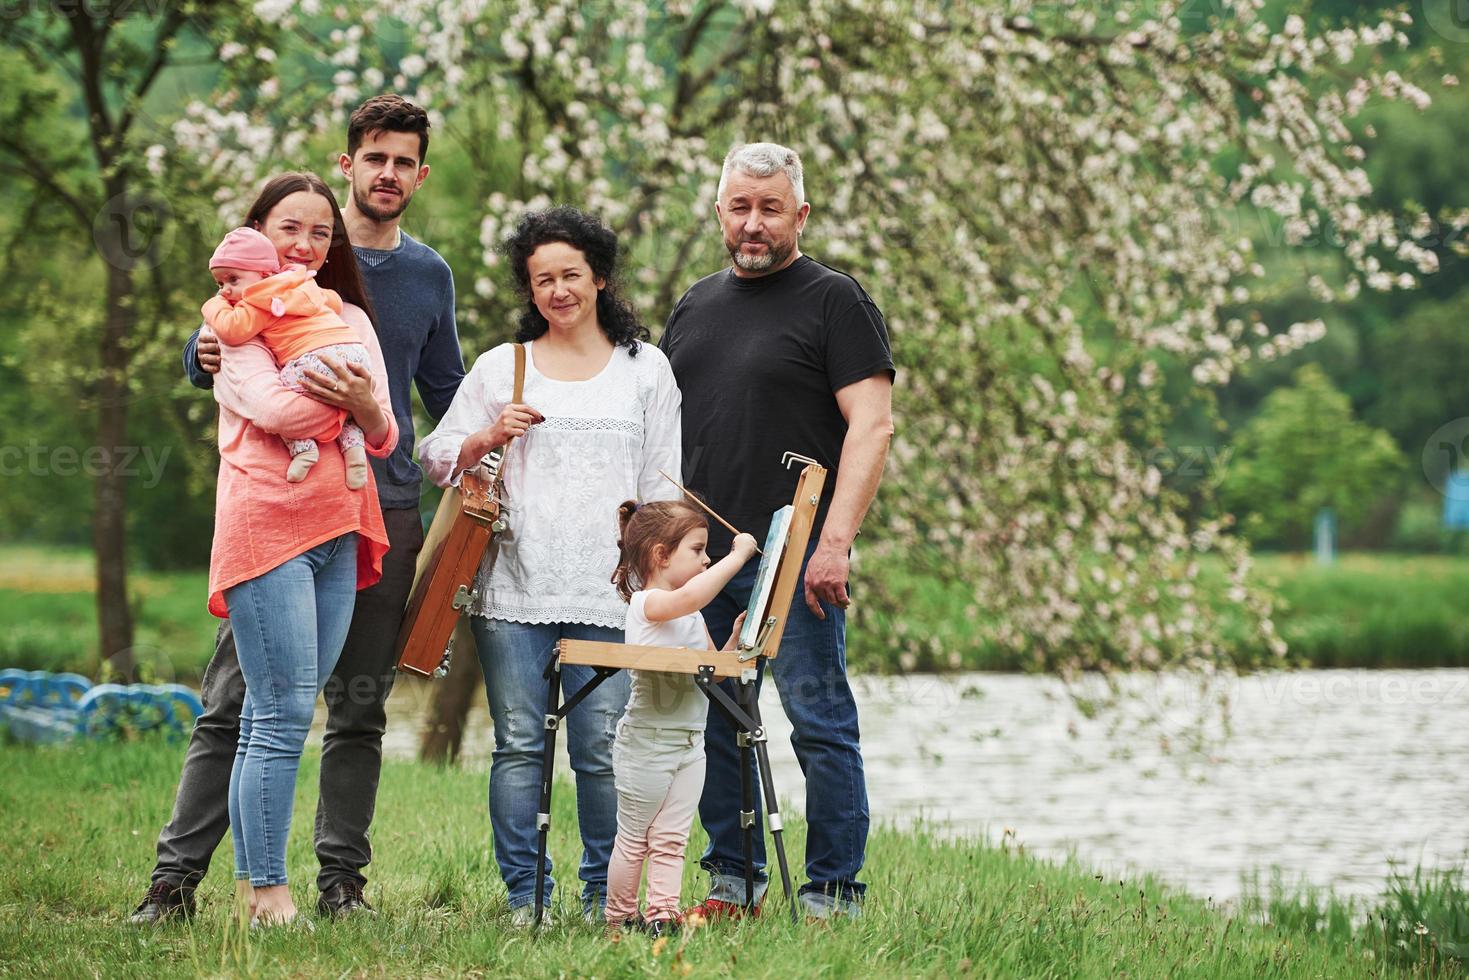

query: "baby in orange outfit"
left=202, top=227, right=372, bottom=488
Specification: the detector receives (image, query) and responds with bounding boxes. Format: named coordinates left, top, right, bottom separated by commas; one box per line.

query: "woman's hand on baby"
left=731, top=533, right=759, bottom=561
left=302, top=356, right=384, bottom=444
left=302, top=355, right=371, bottom=411
left=719, top=612, right=748, bottom=652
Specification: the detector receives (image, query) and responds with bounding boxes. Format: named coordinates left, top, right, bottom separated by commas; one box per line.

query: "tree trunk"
left=94, top=200, right=136, bottom=682
left=418, top=618, right=483, bottom=764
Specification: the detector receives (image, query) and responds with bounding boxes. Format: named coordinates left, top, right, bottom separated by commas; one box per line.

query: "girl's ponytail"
left=609, top=498, right=707, bottom=604
left=611, top=499, right=640, bottom=602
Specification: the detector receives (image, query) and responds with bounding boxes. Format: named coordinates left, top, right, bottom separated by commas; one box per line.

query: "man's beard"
left=355, top=183, right=409, bottom=222
left=726, top=235, right=793, bottom=273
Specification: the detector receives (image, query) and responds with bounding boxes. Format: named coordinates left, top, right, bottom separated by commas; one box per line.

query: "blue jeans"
left=226, top=534, right=359, bottom=887
left=471, top=617, right=630, bottom=913
left=698, top=543, right=869, bottom=913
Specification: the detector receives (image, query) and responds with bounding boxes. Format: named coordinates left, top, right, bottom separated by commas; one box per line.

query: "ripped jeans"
left=470, top=617, right=630, bottom=914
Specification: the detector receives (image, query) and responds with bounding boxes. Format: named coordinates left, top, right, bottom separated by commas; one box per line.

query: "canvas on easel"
left=738, top=504, right=792, bottom=651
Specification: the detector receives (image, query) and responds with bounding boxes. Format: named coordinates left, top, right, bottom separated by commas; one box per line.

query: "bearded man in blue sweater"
left=129, top=95, right=465, bottom=923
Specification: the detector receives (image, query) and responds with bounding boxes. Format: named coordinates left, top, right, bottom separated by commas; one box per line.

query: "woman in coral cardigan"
left=206, top=172, right=398, bottom=927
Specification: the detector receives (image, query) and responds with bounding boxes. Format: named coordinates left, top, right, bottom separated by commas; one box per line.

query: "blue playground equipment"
left=0, top=669, right=202, bottom=744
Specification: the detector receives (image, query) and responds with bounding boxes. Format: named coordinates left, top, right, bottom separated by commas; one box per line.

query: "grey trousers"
left=149, top=506, right=424, bottom=893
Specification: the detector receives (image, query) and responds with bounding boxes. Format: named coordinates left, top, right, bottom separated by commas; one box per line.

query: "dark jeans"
left=697, top=543, right=869, bottom=912
left=149, top=506, right=424, bottom=894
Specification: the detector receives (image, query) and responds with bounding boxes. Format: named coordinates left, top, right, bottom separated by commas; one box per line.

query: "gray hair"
left=717, top=142, right=806, bottom=205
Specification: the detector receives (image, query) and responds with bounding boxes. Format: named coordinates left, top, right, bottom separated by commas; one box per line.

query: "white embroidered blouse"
left=418, top=339, right=683, bottom=628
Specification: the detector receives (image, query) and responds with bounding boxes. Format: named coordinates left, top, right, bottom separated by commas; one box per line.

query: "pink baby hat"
left=209, top=227, right=281, bottom=273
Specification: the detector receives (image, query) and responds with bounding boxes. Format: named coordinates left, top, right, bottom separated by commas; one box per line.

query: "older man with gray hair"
left=659, top=141, right=895, bottom=919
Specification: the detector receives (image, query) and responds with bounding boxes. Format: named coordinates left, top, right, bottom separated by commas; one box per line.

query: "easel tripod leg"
left=533, top=657, right=561, bottom=927
left=738, top=678, right=757, bottom=911
left=749, top=691, right=798, bottom=923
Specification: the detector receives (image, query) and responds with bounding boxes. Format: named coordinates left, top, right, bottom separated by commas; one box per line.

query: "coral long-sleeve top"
left=201, top=267, right=361, bottom=363
left=207, top=302, right=398, bottom=617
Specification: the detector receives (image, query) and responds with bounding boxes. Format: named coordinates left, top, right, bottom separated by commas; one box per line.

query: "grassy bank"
left=1245, top=553, right=1469, bottom=670
left=1, top=545, right=1465, bottom=679
left=0, top=737, right=1435, bottom=979
left=1246, top=866, right=1469, bottom=975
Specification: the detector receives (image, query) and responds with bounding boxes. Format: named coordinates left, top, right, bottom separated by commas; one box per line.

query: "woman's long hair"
left=243, top=172, right=377, bottom=330
left=503, top=206, right=649, bottom=353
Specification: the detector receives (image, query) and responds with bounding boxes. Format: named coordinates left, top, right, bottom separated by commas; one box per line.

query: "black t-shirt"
left=660, top=255, right=894, bottom=557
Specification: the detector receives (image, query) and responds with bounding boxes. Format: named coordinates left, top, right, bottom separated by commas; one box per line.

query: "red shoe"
left=682, top=897, right=762, bottom=923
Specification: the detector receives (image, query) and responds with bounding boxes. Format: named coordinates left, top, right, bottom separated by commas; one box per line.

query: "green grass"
left=1245, top=866, right=1469, bottom=974
left=0, top=738, right=1432, bottom=979
left=0, top=545, right=216, bottom=681
left=1249, top=553, right=1469, bottom=670
left=3, top=544, right=1467, bottom=679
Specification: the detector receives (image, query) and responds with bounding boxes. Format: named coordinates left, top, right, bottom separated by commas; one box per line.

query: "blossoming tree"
left=167, top=1, right=1462, bottom=696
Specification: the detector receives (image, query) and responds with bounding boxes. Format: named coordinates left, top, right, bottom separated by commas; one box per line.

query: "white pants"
left=605, top=720, right=705, bottom=922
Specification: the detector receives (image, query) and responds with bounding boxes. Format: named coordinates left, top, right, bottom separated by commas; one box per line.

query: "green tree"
left=0, top=3, right=274, bottom=678
left=1221, top=364, right=1402, bottom=548
left=160, top=0, right=1447, bottom=678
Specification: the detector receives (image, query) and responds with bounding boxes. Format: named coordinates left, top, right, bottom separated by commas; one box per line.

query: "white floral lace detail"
left=467, top=592, right=623, bottom=628
left=535, top=416, right=644, bottom=435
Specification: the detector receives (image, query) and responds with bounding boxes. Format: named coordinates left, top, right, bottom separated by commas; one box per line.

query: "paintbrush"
left=656, top=469, right=762, bottom=555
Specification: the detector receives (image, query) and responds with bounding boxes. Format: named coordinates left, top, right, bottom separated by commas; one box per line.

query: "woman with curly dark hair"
left=505, top=206, right=651, bottom=351
left=419, top=206, right=683, bottom=926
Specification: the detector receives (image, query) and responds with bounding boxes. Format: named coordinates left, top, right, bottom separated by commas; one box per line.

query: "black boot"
left=317, top=881, right=376, bottom=918
left=127, top=881, right=196, bottom=924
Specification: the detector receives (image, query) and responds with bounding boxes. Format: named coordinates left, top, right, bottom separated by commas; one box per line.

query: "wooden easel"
left=532, top=453, right=828, bottom=926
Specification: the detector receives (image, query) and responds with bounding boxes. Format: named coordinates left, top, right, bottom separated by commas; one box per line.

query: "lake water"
left=367, top=667, right=1469, bottom=902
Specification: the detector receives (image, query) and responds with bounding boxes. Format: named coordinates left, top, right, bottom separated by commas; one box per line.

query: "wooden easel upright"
left=532, top=453, right=828, bottom=927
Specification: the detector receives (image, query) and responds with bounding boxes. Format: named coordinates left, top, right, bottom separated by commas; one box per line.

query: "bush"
left=1221, top=364, right=1404, bottom=550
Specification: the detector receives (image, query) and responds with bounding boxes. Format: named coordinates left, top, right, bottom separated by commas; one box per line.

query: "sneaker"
left=645, top=913, right=682, bottom=938
left=800, top=891, right=863, bottom=921
left=682, top=896, right=761, bottom=922
left=510, top=903, right=555, bottom=929
left=317, top=881, right=376, bottom=918
left=604, top=914, right=644, bottom=938
left=127, top=881, right=196, bottom=924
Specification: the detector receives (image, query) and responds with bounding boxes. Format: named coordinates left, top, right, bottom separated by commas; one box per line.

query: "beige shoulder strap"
left=495, top=343, right=529, bottom=488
